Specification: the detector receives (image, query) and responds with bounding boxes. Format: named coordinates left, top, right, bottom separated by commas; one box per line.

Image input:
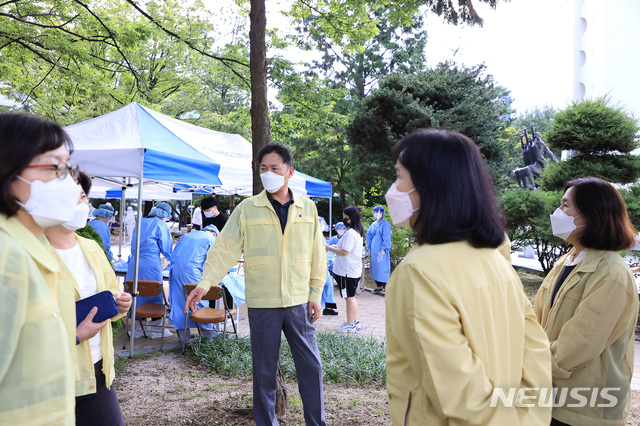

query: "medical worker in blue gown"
left=126, top=202, right=173, bottom=305
left=322, top=222, right=344, bottom=316
left=88, top=204, right=115, bottom=261
left=366, top=206, right=391, bottom=293
left=169, top=225, right=219, bottom=343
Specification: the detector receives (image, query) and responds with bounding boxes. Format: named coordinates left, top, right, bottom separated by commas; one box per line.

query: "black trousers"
left=76, top=360, right=125, bottom=426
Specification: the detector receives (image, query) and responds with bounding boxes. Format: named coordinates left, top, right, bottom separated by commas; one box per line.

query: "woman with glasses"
left=45, top=172, right=131, bottom=425
left=0, top=112, right=80, bottom=424
left=384, top=129, right=552, bottom=424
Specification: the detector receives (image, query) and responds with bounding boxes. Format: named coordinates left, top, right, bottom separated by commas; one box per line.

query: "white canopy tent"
left=65, top=102, right=332, bottom=355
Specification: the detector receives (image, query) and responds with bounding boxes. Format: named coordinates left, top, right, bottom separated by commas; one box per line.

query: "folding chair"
left=123, top=280, right=171, bottom=351
left=182, top=284, right=237, bottom=355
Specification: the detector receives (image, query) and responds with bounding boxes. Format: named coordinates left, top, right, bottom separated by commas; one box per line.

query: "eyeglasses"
left=25, top=163, right=80, bottom=181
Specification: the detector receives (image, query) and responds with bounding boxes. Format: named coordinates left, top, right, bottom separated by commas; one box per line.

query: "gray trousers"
left=248, top=304, right=326, bottom=426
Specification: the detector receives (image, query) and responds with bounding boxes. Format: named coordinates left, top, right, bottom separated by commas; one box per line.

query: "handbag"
left=76, top=290, right=119, bottom=326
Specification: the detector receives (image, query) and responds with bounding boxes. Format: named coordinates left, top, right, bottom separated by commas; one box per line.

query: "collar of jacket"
left=565, top=247, right=607, bottom=274
left=0, top=213, right=60, bottom=273
left=253, top=189, right=305, bottom=209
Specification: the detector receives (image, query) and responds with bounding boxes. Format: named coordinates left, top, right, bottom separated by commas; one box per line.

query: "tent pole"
left=128, top=177, right=144, bottom=357
left=118, top=185, right=125, bottom=258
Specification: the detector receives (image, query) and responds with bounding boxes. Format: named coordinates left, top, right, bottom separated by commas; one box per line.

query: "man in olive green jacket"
left=535, top=248, right=638, bottom=426
left=187, top=144, right=327, bottom=426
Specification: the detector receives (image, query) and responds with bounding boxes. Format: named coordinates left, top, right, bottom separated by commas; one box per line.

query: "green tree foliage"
left=511, top=105, right=558, bottom=135
left=348, top=62, right=512, bottom=193
left=499, top=189, right=570, bottom=274
left=0, top=0, right=246, bottom=125
left=542, top=97, right=640, bottom=190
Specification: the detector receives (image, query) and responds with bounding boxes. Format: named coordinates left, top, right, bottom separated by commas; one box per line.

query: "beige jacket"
left=58, top=235, right=124, bottom=396
left=534, top=248, right=638, bottom=425
left=0, top=215, right=74, bottom=425
left=198, top=190, right=326, bottom=308
left=386, top=241, right=552, bottom=425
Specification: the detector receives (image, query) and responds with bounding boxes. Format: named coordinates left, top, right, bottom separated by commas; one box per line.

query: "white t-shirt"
left=333, top=228, right=363, bottom=278
left=56, top=244, right=103, bottom=364
left=192, top=206, right=203, bottom=227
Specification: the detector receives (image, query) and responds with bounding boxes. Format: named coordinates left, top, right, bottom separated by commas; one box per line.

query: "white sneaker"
left=336, top=322, right=357, bottom=333
left=354, top=319, right=362, bottom=330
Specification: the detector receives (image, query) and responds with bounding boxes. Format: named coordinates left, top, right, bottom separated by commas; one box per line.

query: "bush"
left=500, top=189, right=570, bottom=274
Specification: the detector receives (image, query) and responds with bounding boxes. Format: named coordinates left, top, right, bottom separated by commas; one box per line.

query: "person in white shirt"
left=191, top=202, right=203, bottom=230
left=326, top=206, right=363, bottom=333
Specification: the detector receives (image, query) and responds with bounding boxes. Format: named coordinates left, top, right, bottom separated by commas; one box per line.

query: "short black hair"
left=343, top=205, right=363, bottom=237
left=77, top=171, right=92, bottom=196
left=200, top=196, right=217, bottom=210
left=0, top=113, right=74, bottom=217
left=565, top=177, right=637, bottom=251
left=257, top=143, right=293, bottom=168
left=392, top=128, right=505, bottom=248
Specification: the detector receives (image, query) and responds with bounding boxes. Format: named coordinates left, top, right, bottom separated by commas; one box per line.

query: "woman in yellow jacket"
left=45, top=172, right=132, bottom=425
left=0, top=112, right=81, bottom=424
left=534, top=177, right=638, bottom=426
left=384, top=129, right=552, bottom=425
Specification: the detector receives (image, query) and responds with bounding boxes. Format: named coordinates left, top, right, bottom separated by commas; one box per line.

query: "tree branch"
left=123, top=0, right=251, bottom=89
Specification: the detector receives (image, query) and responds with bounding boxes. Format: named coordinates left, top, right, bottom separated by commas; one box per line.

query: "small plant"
left=190, top=332, right=387, bottom=386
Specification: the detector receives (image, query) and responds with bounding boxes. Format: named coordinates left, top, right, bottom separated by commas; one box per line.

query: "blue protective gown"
left=366, top=219, right=391, bottom=283
left=88, top=218, right=113, bottom=260
left=168, top=230, right=216, bottom=331
left=321, top=236, right=337, bottom=309
left=126, top=217, right=173, bottom=305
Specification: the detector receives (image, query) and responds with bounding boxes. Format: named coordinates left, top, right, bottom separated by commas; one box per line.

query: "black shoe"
left=323, top=308, right=338, bottom=316
left=373, top=288, right=383, bottom=294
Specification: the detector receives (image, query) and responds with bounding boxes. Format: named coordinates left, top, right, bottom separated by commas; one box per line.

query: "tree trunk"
left=250, top=0, right=270, bottom=196
left=249, top=0, right=287, bottom=417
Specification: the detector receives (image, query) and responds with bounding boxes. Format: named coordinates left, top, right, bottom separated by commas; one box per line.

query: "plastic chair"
left=182, top=284, right=237, bottom=355
left=123, top=280, right=171, bottom=351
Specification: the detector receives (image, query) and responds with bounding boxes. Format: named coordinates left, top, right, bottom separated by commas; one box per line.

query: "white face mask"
left=550, top=208, right=585, bottom=240
left=203, top=209, right=214, bottom=218
left=260, top=171, right=286, bottom=193
left=62, top=203, right=90, bottom=231
left=337, top=229, right=345, bottom=237
left=374, top=212, right=383, bottom=220
left=16, top=174, right=81, bottom=229
left=385, top=183, right=418, bottom=228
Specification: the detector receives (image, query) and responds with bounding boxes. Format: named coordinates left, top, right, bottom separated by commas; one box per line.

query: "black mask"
left=344, top=218, right=351, bottom=225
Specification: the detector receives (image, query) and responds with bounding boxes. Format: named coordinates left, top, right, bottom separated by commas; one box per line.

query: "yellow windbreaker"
left=534, top=248, right=638, bottom=426
left=198, top=190, right=326, bottom=308
left=386, top=241, right=552, bottom=425
left=59, top=235, right=124, bottom=396
left=0, top=215, right=74, bottom=425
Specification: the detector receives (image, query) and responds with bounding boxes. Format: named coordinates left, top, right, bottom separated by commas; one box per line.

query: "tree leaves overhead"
left=0, top=0, right=248, bottom=124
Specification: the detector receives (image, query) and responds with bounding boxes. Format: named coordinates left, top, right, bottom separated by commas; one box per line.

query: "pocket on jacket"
left=293, top=253, right=312, bottom=284
left=244, top=255, right=272, bottom=270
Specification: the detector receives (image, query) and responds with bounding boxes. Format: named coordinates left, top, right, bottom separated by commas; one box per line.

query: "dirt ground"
left=115, top=350, right=640, bottom=425
left=115, top=350, right=389, bottom=425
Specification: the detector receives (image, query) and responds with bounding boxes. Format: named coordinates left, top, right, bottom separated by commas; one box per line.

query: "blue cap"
left=99, top=204, right=114, bottom=212
left=373, top=205, right=385, bottom=218
left=149, top=202, right=172, bottom=219
left=93, top=208, right=114, bottom=218
left=335, top=222, right=345, bottom=230
left=203, top=224, right=219, bottom=234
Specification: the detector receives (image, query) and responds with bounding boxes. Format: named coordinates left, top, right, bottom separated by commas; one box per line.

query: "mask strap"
left=16, top=175, right=30, bottom=185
